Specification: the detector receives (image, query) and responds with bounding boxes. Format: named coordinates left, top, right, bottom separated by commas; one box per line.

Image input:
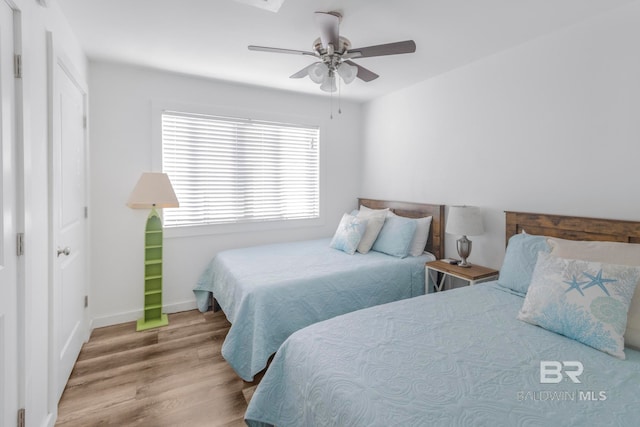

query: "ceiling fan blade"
left=248, top=45, right=316, bottom=56
left=314, top=11, right=340, bottom=49
left=344, top=60, right=379, bottom=82
left=346, top=40, right=416, bottom=59
left=290, top=63, right=320, bottom=79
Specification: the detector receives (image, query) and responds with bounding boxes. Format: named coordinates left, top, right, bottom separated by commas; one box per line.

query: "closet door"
left=49, top=33, right=89, bottom=402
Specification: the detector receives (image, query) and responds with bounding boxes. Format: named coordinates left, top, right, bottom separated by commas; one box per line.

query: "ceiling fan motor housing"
left=313, top=36, right=351, bottom=70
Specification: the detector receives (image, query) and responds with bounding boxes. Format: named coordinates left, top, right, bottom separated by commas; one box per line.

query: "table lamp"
left=127, top=172, right=179, bottom=331
left=445, top=206, right=484, bottom=268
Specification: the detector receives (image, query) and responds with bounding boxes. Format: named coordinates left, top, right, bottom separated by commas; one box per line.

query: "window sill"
left=164, top=217, right=325, bottom=239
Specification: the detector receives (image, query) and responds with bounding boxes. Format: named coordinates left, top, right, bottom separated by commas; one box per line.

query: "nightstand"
left=425, top=260, right=499, bottom=293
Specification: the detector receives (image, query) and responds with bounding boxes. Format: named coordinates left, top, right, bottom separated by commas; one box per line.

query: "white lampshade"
left=232, top=0, right=285, bottom=13
left=127, top=172, right=179, bottom=209
left=308, top=62, right=328, bottom=84
left=320, top=74, right=337, bottom=92
left=446, top=206, right=484, bottom=236
left=337, top=62, right=357, bottom=84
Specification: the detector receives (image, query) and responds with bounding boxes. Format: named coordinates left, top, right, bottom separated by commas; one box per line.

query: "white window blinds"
left=161, top=111, right=320, bottom=228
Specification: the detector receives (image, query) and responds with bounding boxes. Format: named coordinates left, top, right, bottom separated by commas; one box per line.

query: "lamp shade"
left=337, top=62, right=357, bottom=84
left=446, top=205, right=484, bottom=236
left=308, top=62, right=328, bottom=84
left=320, top=74, right=337, bottom=92
left=127, top=172, right=179, bottom=209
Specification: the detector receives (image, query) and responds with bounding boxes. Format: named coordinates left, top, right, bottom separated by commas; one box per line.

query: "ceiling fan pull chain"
left=330, top=89, right=333, bottom=119
left=338, top=78, right=342, bottom=115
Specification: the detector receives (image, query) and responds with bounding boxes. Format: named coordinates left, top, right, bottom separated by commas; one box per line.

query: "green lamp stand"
left=137, top=208, right=169, bottom=331
left=127, top=172, right=179, bottom=332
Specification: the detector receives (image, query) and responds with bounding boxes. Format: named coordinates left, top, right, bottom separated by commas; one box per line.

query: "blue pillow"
left=518, top=252, right=640, bottom=359
left=497, top=233, right=550, bottom=295
left=330, top=213, right=368, bottom=255
left=371, top=215, right=417, bottom=258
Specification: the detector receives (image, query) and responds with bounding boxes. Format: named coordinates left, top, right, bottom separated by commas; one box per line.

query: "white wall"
left=13, top=1, right=88, bottom=425
left=360, top=2, right=640, bottom=270
left=88, top=62, right=362, bottom=327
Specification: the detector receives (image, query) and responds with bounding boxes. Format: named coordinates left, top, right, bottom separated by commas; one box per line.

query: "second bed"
left=193, top=198, right=443, bottom=380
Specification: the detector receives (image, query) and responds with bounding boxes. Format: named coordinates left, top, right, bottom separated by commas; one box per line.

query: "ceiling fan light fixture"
left=320, top=74, right=337, bottom=93
left=337, top=62, right=357, bottom=84
left=308, top=62, right=328, bottom=84
left=233, top=0, right=285, bottom=13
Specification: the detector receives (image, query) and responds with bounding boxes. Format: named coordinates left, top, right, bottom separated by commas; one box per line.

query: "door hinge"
left=16, top=233, right=24, bottom=256
left=14, top=54, right=22, bottom=79
left=83, top=116, right=87, bottom=129
left=84, top=206, right=88, bottom=218
left=18, top=408, right=25, bottom=427
left=84, top=295, right=89, bottom=308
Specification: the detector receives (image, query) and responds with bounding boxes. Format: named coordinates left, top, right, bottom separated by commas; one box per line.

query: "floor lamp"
left=127, top=172, right=179, bottom=331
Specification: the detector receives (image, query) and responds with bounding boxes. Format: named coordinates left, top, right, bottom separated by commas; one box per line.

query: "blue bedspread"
left=193, top=238, right=432, bottom=381
left=246, top=282, right=640, bottom=426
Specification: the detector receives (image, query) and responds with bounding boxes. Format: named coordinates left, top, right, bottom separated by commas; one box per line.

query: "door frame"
left=2, top=0, right=26, bottom=423
left=12, top=1, right=25, bottom=420
left=46, top=30, right=90, bottom=415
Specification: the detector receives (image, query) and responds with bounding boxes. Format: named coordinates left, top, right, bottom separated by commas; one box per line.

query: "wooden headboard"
left=505, top=211, right=640, bottom=245
left=359, top=198, right=445, bottom=260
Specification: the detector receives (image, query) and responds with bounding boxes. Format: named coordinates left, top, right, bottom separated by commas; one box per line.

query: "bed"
left=245, top=211, right=640, bottom=426
left=193, top=198, right=444, bottom=381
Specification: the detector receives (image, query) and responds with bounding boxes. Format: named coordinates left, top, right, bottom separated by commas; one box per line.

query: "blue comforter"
left=246, top=282, right=640, bottom=426
left=194, top=238, right=432, bottom=381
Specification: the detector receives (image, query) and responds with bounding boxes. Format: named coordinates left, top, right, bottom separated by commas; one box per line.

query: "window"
left=161, top=110, right=320, bottom=228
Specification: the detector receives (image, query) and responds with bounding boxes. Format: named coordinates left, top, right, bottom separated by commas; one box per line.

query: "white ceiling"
left=56, top=0, right=633, bottom=101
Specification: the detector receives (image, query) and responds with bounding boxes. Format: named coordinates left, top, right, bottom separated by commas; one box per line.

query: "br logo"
left=540, top=361, right=584, bottom=384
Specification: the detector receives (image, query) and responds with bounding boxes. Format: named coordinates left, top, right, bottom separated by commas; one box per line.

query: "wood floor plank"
left=69, top=327, right=227, bottom=379
left=56, top=310, right=260, bottom=427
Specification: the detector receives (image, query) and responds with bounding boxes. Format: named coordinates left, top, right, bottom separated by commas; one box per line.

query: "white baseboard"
left=43, top=412, right=55, bottom=427
left=89, top=300, right=198, bottom=330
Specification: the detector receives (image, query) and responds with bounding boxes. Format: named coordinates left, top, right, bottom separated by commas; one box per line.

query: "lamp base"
left=456, top=235, right=473, bottom=268
left=136, top=314, right=169, bottom=331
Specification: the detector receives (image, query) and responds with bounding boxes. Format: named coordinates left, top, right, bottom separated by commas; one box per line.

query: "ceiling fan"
left=248, top=11, right=416, bottom=92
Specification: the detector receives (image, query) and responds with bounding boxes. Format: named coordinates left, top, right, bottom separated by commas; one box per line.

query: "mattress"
left=245, top=282, right=640, bottom=426
left=194, top=238, right=433, bottom=381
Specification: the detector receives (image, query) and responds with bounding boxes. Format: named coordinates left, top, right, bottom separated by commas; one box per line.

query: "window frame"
left=152, top=101, right=326, bottom=239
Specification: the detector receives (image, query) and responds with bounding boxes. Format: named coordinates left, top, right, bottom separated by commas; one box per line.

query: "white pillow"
left=548, top=237, right=640, bottom=349
left=359, top=205, right=389, bottom=215
left=355, top=207, right=388, bottom=254
left=548, top=238, right=640, bottom=265
left=409, top=216, right=432, bottom=257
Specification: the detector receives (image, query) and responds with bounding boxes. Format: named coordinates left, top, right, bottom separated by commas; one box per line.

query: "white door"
left=50, top=47, right=88, bottom=402
left=0, top=0, right=18, bottom=425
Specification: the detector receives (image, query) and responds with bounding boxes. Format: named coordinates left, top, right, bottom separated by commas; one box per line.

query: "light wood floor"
left=56, top=310, right=262, bottom=426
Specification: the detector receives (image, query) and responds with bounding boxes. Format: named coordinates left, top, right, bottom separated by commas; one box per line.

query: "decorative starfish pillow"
left=330, top=213, right=368, bottom=255
left=518, top=252, right=640, bottom=359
